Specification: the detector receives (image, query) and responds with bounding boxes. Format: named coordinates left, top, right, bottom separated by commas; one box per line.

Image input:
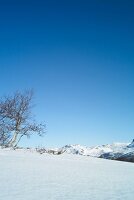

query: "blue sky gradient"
left=0, top=1, right=134, bottom=147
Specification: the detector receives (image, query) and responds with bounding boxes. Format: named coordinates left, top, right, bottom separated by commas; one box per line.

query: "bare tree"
left=0, top=90, right=45, bottom=147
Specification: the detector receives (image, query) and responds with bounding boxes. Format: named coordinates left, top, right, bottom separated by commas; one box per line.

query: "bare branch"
left=0, top=90, right=45, bottom=147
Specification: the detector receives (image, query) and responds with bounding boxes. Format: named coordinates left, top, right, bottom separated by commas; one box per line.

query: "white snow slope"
left=0, top=148, right=134, bottom=200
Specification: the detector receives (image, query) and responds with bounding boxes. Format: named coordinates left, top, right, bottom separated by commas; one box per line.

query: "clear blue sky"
left=0, top=0, right=134, bottom=147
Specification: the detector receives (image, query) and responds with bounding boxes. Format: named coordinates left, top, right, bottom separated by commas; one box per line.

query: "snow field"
left=0, top=149, right=134, bottom=200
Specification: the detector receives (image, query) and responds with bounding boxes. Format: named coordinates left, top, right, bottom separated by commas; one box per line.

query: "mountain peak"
left=127, top=139, right=134, bottom=148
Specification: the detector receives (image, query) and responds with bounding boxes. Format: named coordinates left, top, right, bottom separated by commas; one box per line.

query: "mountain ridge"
left=40, top=140, right=134, bottom=162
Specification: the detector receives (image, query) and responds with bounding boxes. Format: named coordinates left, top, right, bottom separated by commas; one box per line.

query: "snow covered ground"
left=0, top=148, right=134, bottom=200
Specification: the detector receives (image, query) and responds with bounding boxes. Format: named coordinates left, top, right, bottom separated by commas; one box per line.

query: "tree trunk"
left=14, top=135, right=24, bottom=148
left=7, top=132, right=18, bottom=147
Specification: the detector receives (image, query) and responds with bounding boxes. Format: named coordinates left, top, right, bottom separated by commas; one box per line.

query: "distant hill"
left=35, top=140, right=134, bottom=163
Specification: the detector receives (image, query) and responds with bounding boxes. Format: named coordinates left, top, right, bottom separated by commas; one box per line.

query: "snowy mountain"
left=127, top=139, right=134, bottom=148
left=37, top=140, right=134, bottom=162
left=59, top=142, right=129, bottom=157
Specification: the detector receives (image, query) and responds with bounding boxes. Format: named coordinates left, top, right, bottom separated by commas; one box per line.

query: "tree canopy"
left=0, top=90, right=45, bottom=148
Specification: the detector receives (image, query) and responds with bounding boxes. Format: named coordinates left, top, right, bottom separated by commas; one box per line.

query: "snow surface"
left=0, top=148, right=134, bottom=200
